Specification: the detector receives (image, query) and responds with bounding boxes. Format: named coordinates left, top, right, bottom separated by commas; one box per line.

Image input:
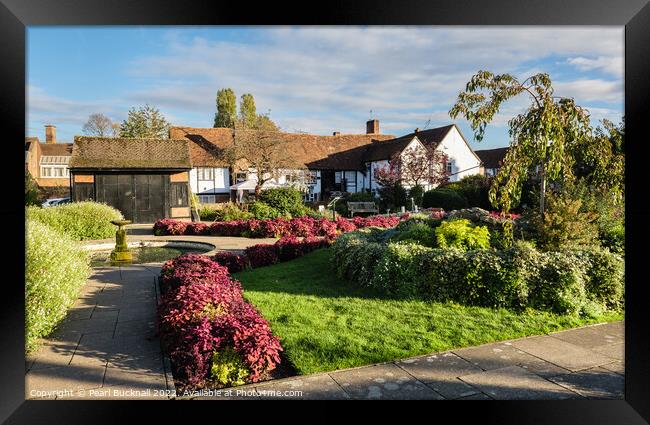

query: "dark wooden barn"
left=68, top=136, right=192, bottom=223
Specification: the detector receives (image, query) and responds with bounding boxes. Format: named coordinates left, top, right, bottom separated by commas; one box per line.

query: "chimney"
left=366, top=119, right=379, bottom=135
left=45, top=125, right=56, bottom=144
left=333, top=131, right=340, bottom=136
left=414, top=128, right=420, bottom=133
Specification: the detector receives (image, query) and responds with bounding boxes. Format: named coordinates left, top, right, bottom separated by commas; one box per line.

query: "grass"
left=234, top=248, right=623, bottom=376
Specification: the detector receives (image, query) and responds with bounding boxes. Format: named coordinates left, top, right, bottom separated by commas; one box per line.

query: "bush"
left=211, top=252, right=249, bottom=273
left=215, top=203, right=254, bottom=222
left=25, top=171, right=40, bottom=206
left=26, top=201, right=123, bottom=241
left=199, top=205, right=220, bottom=221
left=390, top=222, right=437, bottom=247
left=408, top=185, right=425, bottom=208
left=248, top=201, right=285, bottom=220
left=257, top=188, right=305, bottom=217
left=211, top=347, right=249, bottom=386
left=244, top=244, right=279, bottom=268
left=378, top=183, right=408, bottom=213
left=26, top=220, right=91, bottom=352
left=422, top=188, right=468, bottom=210
left=185, top=222, right=209, bottom=235
left=572, top=246, right=624, bottom=310
left=444, top=175, right=492, bottom=209
left=161, top=254, right=233, bottom=290
left=372, top=242, right=433, bottom=296
left=434, top=219, right=491, bottom=251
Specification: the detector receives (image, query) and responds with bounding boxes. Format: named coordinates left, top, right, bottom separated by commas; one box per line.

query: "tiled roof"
left=40, top=143, right=73, bottom=156
left=364, top=125, right=455, bottom=162
left=475, top=147, right=509, bottom=169
left=69, top=136, right=191, bottom=169
left=170, top=126, right=396, bottom=170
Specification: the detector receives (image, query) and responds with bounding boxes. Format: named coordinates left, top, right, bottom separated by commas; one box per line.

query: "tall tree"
left=239, top=93, right=257, bottom=128
left=224, top=117, right=298, bottom=195
left=214, top=88, right=237, bottom=128
left=449, top=71, right=591, bottom=213
left=82, top=113, right=117, bottom=137
left=119, top=104, right=171, bottom=139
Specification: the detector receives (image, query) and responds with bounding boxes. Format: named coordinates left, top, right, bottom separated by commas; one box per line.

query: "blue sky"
left=27, top=26, right=624, bottom=150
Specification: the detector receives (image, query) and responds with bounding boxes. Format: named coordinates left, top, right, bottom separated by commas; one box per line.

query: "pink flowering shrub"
left=489, top=211, right=521, bottom=221
left=154, top=218, right=188, bottom=236
left=244, top=244, right=279, bottom=268
left=185, top=222, right=209, bottom=236
left=212, top=251, right=249, bottom=274
left=158, top=256, right=283, bottom=389
left=161, top=254, right=231, bottom=289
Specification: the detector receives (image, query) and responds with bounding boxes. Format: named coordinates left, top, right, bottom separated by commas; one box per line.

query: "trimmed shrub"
left=372, top=242, right=433, bottom=296
left=435, top=219, right=491, bottom=251
left=185, top=222, right=209, bottom=236
left=212, top=252, right=250, bottom=274
left=161, top=254, right=233, bottom=290
left=198, top=205, right=220, bottom=222
left=154, top=218, right=188, bottom=236
left=572, top=247, right=624, bottom=310
left=257, top=188, right=306, bottom=217
left=390, top=222, right=437, bottom=247
left=26, top=201, right=123, bottom=241
left=527, top=252, right=588, bottom=314
left=26, top=220, right=91, bottom=352
left=444, top=174, right=492, bottom=209
left=248, top=201, right=284, bottom=220
left=244, top=244, right=279, bottom=268
left=215, top=203, right=254, bottom=222
left=422, top=188, right=468, bottom=210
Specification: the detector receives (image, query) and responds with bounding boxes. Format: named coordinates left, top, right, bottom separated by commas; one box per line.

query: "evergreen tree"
left=239, top=93, right=257, bottom=128
left=214, top=88, right=237, bottom=128
left=119, top=104, right=170, bottom=138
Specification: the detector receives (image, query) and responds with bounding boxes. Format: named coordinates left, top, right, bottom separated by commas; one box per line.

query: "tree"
left=374, top=163, right=407, bottom=212
left=119, top=104, right=170, bottom=138
left=449, top=71, right=592, bottom=214
left=214, top=88, right=237, bottom=128
left=224, top=117, right=298, bottom=196
left=82, top=113, right=117, bottom=137
left=25, top=171, right=40, bottom=206
left=239, top=93, right=257, bottom=128
left=395, top=145, right=450, bottom=188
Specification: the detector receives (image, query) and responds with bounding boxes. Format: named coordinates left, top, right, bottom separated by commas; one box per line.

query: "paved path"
left=190, top=321, right=624, bottom=400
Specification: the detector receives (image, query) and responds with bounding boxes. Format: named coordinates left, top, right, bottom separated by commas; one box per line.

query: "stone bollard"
left=110, top=219, right=133, bottom=263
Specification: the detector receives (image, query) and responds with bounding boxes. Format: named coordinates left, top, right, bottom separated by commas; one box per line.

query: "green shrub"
left=26, top=201, right=123, bottom=241
left=25, top=171, right=40, bottom=206
left=572, top=247, right=624, bottom=310
left=379, top=183, right=408, bottom=213
left=331, top=230, right=386, bottom=286
left=390, top=222, right=437, bottom=247
left=527, top=252, right=588, bottom=315
left=408, top=185, right=425, bottom=208
left=258, top=188, right=305, bottom=216
left=199, top=205, right=220, bottom=221
left=422, top=188, right=468, bottom=210
left=215, top=202, right=254, bottom=221
left=26, top=220, right=91, bottom=352
left=210, top=347, right=249, bottom=386
left=444, top=175, right=492, bottom=209
left=435, top=219, right=491, bottom=251
left=248, top=201, right=285, bottom=220
left=372, top=242, right=433, bottom=296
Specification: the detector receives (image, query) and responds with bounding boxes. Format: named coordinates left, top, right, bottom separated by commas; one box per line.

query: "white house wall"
left=436, top=126, right=482, bottom=182
left=189, top=167, right=230, bottom=194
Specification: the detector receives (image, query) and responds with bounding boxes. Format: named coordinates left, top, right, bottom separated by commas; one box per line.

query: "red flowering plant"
left=489, top=211, right=521, bottom=222
left=274, top=236, right=306, bottom=262
left=289, top=217, right=317, bottom=237
left=244, top=244, right=279, bottom=268
left=211, top=251, right=250, bottom=274
left=153, top=218, right=188, bottom=236
left=185, top=222, right=210, bottom=236
left=336, top=217, right=357, bottom=233
left=161, top=254, right=231, bottom=290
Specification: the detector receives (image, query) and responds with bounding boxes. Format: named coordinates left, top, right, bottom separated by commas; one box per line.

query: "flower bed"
left=158, top=254, right=283, bottom=389
left=153, top=215, right=402, bottom=238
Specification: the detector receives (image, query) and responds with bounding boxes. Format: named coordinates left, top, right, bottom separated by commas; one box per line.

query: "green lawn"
left=234, top=249, right=623, bottom=375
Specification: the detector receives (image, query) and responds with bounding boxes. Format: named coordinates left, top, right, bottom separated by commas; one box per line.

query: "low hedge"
left=422, top=188, right=468, bottom=210
left=153, top=215, right=402, bottom=239
left=159, top=254, right=283, bottom=389
left=332, top=231, right=624, bottom=315
left=26, top=201, right=123, bottom=241
left=25, top=220, right=91, bottom=352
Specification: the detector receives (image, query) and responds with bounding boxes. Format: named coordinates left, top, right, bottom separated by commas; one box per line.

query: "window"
left=41, top=167, right=51, bottom=177
left=199, top=195, right=216, bottom=204
left=54, top=168, right=63, bottom=177
left=334, top=171, right=341, bottom=184
left=197, top=168, right=214, bottom=181
left=236, top=172, right=248, bottom=183
left=446, top=161, right=453, bottom=173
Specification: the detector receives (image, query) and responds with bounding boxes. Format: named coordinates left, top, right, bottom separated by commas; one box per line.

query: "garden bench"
left=348, top=201, right=379, bottom=217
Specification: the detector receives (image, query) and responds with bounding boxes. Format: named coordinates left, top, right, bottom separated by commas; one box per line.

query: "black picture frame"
left=2, top=0, right=648, bottom=422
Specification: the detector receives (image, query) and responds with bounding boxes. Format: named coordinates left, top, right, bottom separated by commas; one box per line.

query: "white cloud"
left=567, top=56, right=623, bottom=77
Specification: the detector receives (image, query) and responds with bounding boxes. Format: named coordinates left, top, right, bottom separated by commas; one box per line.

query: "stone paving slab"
left=329, top=363, right=444, bottom=400
left=452, top=341, right=570, bottom=378
left=600, top=361, right=625, bottom=376
left=592, top=342, right=624, bottom=362
left=395, top=352, right=483, bottom=399
left=549, top=322, right=624, bottom=349
left=255, top=374, right=350, bottom=400
left=459, top=366, right=579, bottom=400
left=511, top=335, right=614, bottom=372
left=549, top=367, right=624, bottom=399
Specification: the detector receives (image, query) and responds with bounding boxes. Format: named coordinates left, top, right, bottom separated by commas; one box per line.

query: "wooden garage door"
left=96, top=174, right=166, bottom=223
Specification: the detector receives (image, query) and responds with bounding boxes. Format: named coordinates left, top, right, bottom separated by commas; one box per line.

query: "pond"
left=90, top=246, right=208, bottom=267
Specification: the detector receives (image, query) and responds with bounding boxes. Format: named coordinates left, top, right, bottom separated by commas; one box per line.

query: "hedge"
left=332, top=232, right=624, bottom=315
left=26, top=201, right=123, bottom=241
left=422, top=188, right=468, bottom=210
left=25, top=220, right=91, bottom=352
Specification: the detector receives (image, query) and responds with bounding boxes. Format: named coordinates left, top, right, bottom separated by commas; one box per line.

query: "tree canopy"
left=82, top=113, right=117, bottom=137
left=214, top=88, right=237, bottom=128
left=239, top=93, right=257, bottom=128
left=119, top=104, right=171, bottom=139
left=449, top=71, right=592, bottom=213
